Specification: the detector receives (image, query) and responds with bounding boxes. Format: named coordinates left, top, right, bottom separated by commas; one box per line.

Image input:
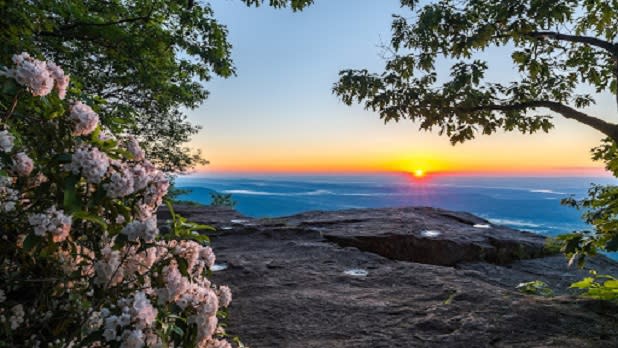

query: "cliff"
left=159, top=205, right=618, bottom=348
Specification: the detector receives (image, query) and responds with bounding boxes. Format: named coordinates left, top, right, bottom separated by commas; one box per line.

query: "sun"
left=413, top=169, right=425, bottom=178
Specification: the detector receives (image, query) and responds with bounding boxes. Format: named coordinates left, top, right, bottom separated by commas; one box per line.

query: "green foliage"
left=0, top=0, right=311, bottom=172
left=334, top=0, right=618, bottom=144
left=554, top=138, right=618, bottom=265
left=0, top=55, right=233, bottom=346
left=543, top=237, right=563, bottom=254
left=164, top=200, right=214, bottom=244
left=242, top=0, right=314, bottom=11
left=516, top=280, right=554, bottom=297
left=210, top=192, right=237, bottom=208
left=334, top=0, right=618, bottom=283
left=571, top=270, right=618, bottom=301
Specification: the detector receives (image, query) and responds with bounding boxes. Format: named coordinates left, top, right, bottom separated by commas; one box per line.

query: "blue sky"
left=186, top=0, right=613, bottom=175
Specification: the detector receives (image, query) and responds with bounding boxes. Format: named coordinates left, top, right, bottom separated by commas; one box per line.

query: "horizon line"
left=182, top=167, right=613, bottom=178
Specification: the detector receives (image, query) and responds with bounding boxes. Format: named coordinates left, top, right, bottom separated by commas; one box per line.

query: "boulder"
left=281, top=206, right=552, bottom=266
left=160, top=205, right=618, bottom=348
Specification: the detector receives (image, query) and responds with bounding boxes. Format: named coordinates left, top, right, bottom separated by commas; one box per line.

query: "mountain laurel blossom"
left=0, top=177, right=18, bottom=213
left=5, top=52, right=69, bottom=99
left=105, top=165, right=135, bottom=198
left=45, top=61, right=70, bottom=99
left=0, top=54, right=234, bottom=347
left=69, top=145, right=110, bottom=184
left=70, top=101, right=100, bottom=136
left=27, top=206, right=72, bottom=242
left=12, top=152, right=33, bottom=176
left=127, top=136, right=145, bottom=161
left=0, top=130, right=14, bottom=152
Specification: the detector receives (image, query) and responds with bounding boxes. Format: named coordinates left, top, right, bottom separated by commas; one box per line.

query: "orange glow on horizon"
left=191, top=164, right=610, bottom=177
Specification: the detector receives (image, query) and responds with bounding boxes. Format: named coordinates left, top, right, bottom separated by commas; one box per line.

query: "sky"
left=185, top=0, right=616, bottom=176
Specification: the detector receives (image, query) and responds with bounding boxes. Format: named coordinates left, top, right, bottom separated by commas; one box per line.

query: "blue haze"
left=176, top=174, right=617, bottom=238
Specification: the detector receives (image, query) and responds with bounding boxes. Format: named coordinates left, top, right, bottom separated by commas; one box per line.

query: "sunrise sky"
left=186, top=0, right=615, bottom=176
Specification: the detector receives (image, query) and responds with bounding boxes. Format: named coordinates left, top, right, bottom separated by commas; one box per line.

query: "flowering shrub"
left=0, top=53, right=233, bottom=347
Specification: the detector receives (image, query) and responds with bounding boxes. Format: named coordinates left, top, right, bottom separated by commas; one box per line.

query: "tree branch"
left=527, top=31, right=618, bottom=57
left=58, top=15, right=152, bottom=31
left=39, top=13, right=154, bottom=38
left=464, top=100, right=618, bottom=141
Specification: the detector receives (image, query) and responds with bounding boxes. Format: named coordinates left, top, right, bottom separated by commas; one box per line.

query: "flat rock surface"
left=160, top=205, right=618, bottom=348
left=281, top=207, right=551, bottom=266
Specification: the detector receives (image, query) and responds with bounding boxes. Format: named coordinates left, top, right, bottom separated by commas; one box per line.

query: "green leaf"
left=170, top=325, right=184, bottom=336
left=177, top=257, right=189, bottom=277
left=63, top=174, right=81, bottom=213
left=72, top=210, right=108, bottom=229
left=22, top=234, right=42, bottom=253
left=603, top=280, right=618, bottom=289
left=570, top=277, right=594, bottom=289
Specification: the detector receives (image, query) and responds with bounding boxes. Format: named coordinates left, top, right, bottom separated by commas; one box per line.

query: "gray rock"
left=160, top=205, right=618, bottom=348
left=284, top=207, right=551, bottom=266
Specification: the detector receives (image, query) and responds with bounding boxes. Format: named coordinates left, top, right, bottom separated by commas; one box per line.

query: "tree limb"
left=38, top=13, right=154, bottom=38
left=463, top=100, right=618, bottom=141
left=527, top=31, right=618, bottom=57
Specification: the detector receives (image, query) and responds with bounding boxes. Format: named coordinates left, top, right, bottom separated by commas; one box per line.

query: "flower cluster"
left=0, top=130, right=14, bottom=152
left=12, top=152, right=33, bottom=177
left=0, top=55, right=234, bottom=347
left=0, top=177, right=18, bottom=213
left=70, top=101, right=99, bottom=136
left=3, top=52, right=69, bottom=99
left=69, top=145, right=110, bottom=184
left=27, top=206, right=72, bottom=243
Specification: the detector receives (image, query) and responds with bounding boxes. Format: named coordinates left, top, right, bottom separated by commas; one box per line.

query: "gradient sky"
left=186, top=0, right=616, bottom=175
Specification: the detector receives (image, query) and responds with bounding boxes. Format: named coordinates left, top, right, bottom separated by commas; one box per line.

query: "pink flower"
left=46, top=61, right=70, bottom=99
left=70, top=101, right=99, bottom=136
left=126, top=136, right=145, bottom=161
left=217, top=285, right=232, bottom=308
left=27, top=206, right=72, bottom=243
left=13, top=152, right=33, bottom=176
left=0, top=130, right=14, bottom=152
left=69, top=145, right=110, bottom=184
left=11, top=53, right=54, bottom=97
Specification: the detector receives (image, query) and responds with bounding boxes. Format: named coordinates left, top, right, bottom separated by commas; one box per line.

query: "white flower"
left=105, top=165, right=135, bottom=198
left=131, top=292, right=157, bottom=329
left=46, top=61, right=70, bottom=99
left=99, top=128, right=116, bottom=141
left=0, top=130, right=14, bottom=152
left=206, top=339, right=233, bottom=348
left=121, top=216, right=158, bottom=242
left=0, top=177, right=19, bottom=213
left=94, top=246, right=123, bottom=287
left=13, top=152, right=33, bottom=176
left=143, top=170, right=169, bottom=207
left=132, top=164, right=151, bottom=191
left=200, top=246, right=216, bottom=269
left=9, top=304, right=24, bottom=330
left=126, top=136, right=145, bottom=161
left=69, top=146, right=110, bottom=184
left=217, top=285, right=232, bottom=308
left=11, top=53, right=54, bottom=97
left=27, top=206, right=72, bottom=242
left=70, top=101, right=99, bottom=136
left=103, top=328, right=117, bottom=342
left=120, top=329, right=144, bottom=348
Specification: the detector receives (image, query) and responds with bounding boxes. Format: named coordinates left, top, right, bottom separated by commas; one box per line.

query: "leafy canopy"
left=334, top=0, right=618, bottom=144
left=334, top=0, right=618, bottom=298
left=0, top=0, right=312, bottom=172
